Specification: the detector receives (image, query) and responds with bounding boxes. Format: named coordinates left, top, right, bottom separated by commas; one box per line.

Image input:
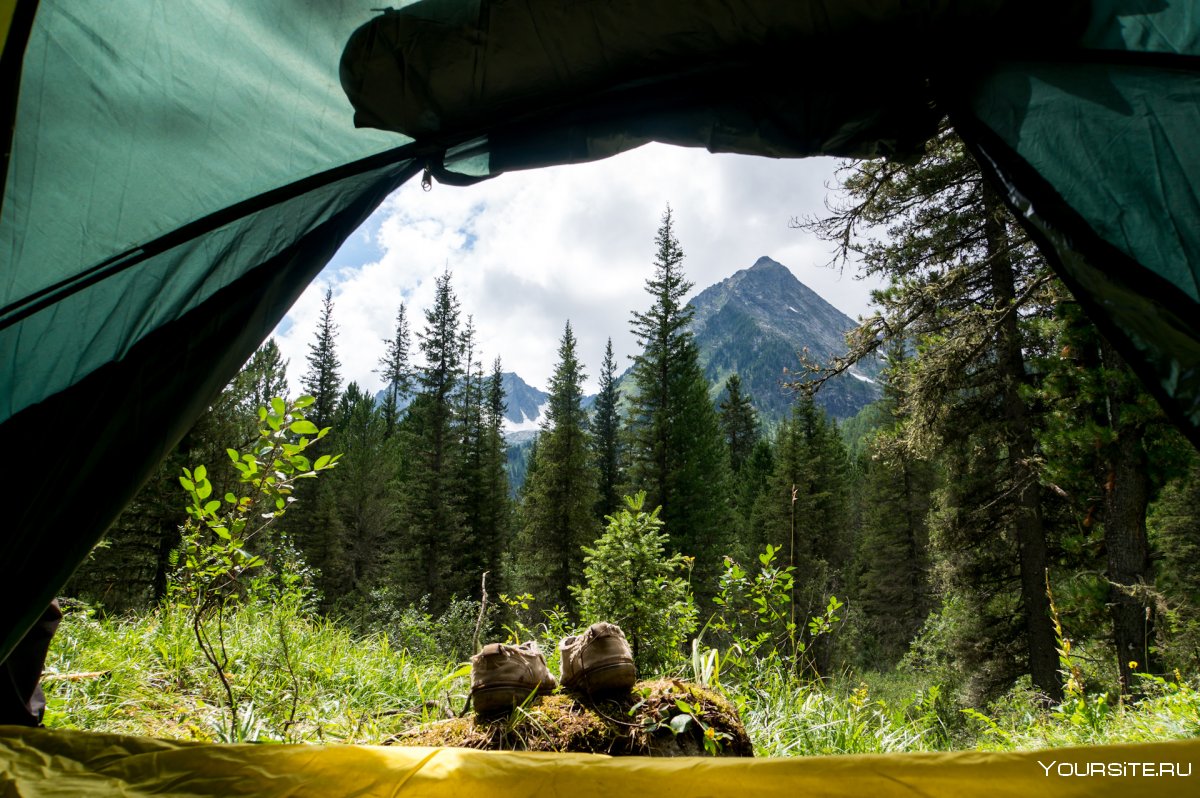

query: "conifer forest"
left=50, top=131, right=1200, bottom=752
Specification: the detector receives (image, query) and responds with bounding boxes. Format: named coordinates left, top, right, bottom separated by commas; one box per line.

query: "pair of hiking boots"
left=470, top=622, right=636, bottom=715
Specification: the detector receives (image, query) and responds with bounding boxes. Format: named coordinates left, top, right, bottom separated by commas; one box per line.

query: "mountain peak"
left=749, top=255, right=785, bottom=272
left=687, top=256, right=881, bottom=420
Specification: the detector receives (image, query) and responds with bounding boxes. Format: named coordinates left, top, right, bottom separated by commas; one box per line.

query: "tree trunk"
left=983, top=183, right=1062, bottom=702
left=1100, top=339, right=1157, bottom=695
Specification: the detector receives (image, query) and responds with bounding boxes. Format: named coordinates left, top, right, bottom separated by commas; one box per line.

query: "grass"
left=42, top=601, right=1200, bottom=753
left=45, top=601, right=462, bottom=743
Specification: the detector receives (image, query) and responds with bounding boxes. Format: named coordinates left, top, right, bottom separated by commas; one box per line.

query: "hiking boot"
left=559, top=622, right=637, bottom=694
left=470, top=641, right=557, bottom=716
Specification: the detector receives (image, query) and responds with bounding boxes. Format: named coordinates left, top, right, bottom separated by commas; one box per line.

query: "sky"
left=272, top=143, right=883, bottom=397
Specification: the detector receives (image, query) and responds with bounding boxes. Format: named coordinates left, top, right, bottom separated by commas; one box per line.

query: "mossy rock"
left=385, top=679, right=753, bottom=757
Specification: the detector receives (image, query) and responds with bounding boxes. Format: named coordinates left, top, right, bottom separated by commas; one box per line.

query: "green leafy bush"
left=571, top=493, right=697, bottom=673
left=168, top=395, right=338, bottom=739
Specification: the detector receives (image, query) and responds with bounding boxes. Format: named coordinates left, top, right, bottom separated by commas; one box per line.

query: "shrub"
left=571, top=493, right=697, bottom=673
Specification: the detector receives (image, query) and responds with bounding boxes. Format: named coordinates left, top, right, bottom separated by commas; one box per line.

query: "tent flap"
left=340, top=0, right=1087, bottom=170
left=951, top=0, right=1200, bottom=444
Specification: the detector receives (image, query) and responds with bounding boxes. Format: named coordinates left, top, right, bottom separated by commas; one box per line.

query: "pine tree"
left=226, top=338, right=289, bottom=443
left=398, top=271, right=468, bottom=606
left=804, top=126, right=1062, bottom=701
left=324, top=382, right=394, bottom=605
left=750, top=396, right=852, bottom=673
left=475, top=358, right=514, bottom=595
left=852, top=347, right=935, bottom=667
left=1035, top=293, right=1195, bottom=692
left=719, top=373, right=759, bottom=475
left=516, top=322, right=600, bottom=610
left=376, top=303, right=412, bottom=438
left=302, top=287, right=342, bottom=431
left=626, top=206, right=730, bottom=586
left=590, top=337, right=623, bottom=520
left=719, top=373, right=765, bottom=562
left=455, top=322, right=495, bottom=593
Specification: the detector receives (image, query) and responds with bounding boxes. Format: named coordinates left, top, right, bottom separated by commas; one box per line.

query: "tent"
left=2, top=0, right=1198, bottom=792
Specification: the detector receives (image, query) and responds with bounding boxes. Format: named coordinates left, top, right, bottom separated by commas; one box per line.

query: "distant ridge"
left=380, top=256, right=877, bottom=452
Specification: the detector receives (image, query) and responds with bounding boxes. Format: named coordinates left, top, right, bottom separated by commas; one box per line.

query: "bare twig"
left=472, top=571, right=490, bottom=654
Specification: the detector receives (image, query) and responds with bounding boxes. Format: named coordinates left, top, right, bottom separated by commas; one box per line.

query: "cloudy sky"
left=273, top=143, right=882, bottom=396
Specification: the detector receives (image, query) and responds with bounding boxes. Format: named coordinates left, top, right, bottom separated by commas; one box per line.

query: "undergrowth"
left=43, top=599, right=1200, bottom=753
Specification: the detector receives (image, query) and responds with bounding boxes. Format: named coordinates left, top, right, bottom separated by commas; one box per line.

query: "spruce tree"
left=751, top=396, right=852, bottom=673
left=1035, top=293, right=1194, bottom=692
left=852, top=347, right=934, bottom=667
left=627, top=206, right=730, bottom=587
left=302, top=287, right=342, bottom=431
left=474, top=358, right=514, bottom=595
left=590, top=338, right=623, bottom=520
left=325, top=382, right=394, bottom=605
left=719, top=373, right=765, bottom=561
left=376, top=303, right=412, bottom=437
left=398, top=271, right=468, bottom=606
left=804, top=126, right=1062, bottom=701
left=516, top=321, right=600, bottom=610
left=455, top=323, right=495, bottom=594
left=719, top=373, right=759, bottom=474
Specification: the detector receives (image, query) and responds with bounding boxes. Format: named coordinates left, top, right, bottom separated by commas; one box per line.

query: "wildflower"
left=1128, top=660, right=1138, bottom=670
left=704, top=727, right=716, bottom=741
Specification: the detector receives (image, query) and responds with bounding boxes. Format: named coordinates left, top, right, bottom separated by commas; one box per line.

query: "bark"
left=983, top=183, right=1062, bottom=702
left=1100, top=339, right=1157, bottom=695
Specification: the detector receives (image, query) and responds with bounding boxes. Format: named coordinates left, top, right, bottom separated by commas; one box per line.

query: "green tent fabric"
left=949, top=0, right=1200, bottom=441
left=0, top=0, right=423, bottom=664
left=1, top=0, right=1200, bottom=781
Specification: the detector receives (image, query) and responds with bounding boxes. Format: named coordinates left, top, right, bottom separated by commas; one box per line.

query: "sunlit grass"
left=44, top=602, right=465, bottom=743
left=43, top=602, right=1200, bottom=752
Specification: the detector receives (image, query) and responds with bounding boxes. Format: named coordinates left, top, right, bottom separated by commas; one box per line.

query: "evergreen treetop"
left=626, top=206, right=731, bottom=588
left=591, top=337, right=624, bottom=520
left=301, top=287, right=342, bottom=430
left=376, top=302, right=411, bottom=435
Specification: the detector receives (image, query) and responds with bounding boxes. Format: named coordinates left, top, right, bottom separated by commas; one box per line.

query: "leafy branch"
left=170, top=395, right=340, bottom=740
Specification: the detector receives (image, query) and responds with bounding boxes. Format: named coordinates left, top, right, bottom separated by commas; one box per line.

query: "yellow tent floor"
left=2, top=726, right=1197, bottom=796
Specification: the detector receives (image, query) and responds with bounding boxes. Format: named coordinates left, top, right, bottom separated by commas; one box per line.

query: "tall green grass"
left=45, top=601, right=466, bottom=743
left=43, top=601, right=1200, bottom=752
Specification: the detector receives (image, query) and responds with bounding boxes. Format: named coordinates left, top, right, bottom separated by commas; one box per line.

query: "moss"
left=385, top=679, right=752, bottom=756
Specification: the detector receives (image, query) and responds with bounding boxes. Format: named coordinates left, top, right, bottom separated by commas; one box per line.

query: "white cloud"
left=273, top=144, right=880, bottom=397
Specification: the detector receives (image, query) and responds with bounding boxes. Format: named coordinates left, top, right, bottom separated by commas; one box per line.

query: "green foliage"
left=466, top=358, right=515, bottom=597
left=301, top=288, right=342, bottom=430
left=718, top=373, right=759, bottom=474
left=345, top=588, right=497, bottom=665
left=169, top=394, right=339, bottom=740
left=69, top=339, right=292, bottom=612
left=571, top=493, right=698, bottom=673
left=850, top=356, right=935, bottom=668
left=43, top=597, right=1200, bottom=753
left=590, top=337, right=624, bottom=520
left=626, top=206, right=731, bottom=588
left=397, top=270, right=470, bottom=606
left=1149, top=456, right=1200, bottom=672
left=376, top=301, right=412, bottom=436
left=711, top=544, right=843, bottom=678
left=515, top=322, right=600, bottom=609
left=44, top=601, right=465, bottom=743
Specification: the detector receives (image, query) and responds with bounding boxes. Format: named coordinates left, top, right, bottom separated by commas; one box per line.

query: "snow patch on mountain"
left=503, top=401, right=549, bottom=434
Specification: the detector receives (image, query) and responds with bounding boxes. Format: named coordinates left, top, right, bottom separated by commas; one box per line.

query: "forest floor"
left=41, top=601, right=1200, bottom=755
